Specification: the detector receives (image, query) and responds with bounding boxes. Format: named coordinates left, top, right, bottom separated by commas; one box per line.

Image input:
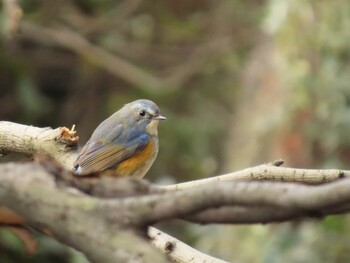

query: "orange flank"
left=115, top=141, right=155, bottom=176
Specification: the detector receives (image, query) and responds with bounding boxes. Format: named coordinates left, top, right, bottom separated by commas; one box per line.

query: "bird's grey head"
left=125, top=99, right=166, bottom=135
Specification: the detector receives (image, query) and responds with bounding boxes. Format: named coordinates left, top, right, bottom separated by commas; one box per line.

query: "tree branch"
left=148, top=227, right=229, bottom=263
left=2, top=121, right=350, bottom=263
left=0, top=121, right=227, bottom=262
left=1, top=121, right=345, bottom=186
left=20, top=21, right=166, bottom=92
left=118, top=177, right=350, bottom=226
left=0, top=162, right=168, bottom=263
left=18, top=20, right=231, bottom=93
left=0, top=121, right=78, bottom=169
left=158, top=164, right=346, bottom=191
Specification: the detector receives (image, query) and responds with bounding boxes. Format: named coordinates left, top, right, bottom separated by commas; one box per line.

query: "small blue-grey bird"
left=74, top=99, right=166, bottom=178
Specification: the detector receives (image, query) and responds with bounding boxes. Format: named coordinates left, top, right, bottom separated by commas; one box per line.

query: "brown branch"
left=183, top=202, right=350, bottom=224
left=18, top=20, right=231, bottom=93
left=20, top=21, right=165, bottom=92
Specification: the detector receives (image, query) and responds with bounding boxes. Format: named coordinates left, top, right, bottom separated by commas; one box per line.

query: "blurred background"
left=1, top=0, right=350, bottom=262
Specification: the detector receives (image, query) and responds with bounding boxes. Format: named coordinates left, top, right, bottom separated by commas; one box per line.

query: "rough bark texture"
left=0, top=121, right=78, bottom=169
left=1, top=121, right=350, bottom=262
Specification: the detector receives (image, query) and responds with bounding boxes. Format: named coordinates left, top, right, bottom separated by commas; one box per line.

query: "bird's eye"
left=139, top=110, right=146, bottom=117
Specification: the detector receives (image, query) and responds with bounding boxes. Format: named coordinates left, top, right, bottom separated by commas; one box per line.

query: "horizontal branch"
left=3, top=120, right=350, bottom=226
left=2, top=121, right=345, bottom=191
left=126, top=177, right=350, bottom=225
left=3, top=157, right=350, bottom=225
left=0, top=121, right=78, bottom=169
left=159, top=163, right=347, bottom=191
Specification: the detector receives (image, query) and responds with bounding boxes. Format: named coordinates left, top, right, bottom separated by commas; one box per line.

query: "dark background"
left=1, top=0, right=350, bottom=262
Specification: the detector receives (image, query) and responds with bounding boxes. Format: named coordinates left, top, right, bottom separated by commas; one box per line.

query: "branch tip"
left=58, top=127, right=79, bottom=145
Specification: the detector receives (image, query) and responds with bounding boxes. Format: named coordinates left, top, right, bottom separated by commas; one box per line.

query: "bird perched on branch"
left=73, top=99, right=166, bottom=178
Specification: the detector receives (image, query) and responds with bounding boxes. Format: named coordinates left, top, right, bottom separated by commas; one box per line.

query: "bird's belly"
left=115, top=140, right=158, bottom=178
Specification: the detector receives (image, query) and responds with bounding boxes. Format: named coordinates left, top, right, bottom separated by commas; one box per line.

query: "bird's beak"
left=154, top=115, right=166, bottom=120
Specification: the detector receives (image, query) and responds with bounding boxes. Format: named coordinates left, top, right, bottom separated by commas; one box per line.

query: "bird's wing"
left=74, top=128, right=149, bottom=175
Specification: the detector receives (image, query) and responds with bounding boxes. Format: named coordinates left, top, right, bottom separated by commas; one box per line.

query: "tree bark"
left=1, top=121, right=350, bottom=262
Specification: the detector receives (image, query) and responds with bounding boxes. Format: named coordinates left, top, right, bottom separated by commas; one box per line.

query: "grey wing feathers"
left=74, top=126, right=149, bottom=175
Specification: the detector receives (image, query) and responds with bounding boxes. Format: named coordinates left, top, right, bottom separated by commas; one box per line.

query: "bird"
left=73, top=99, right=166, bottom=178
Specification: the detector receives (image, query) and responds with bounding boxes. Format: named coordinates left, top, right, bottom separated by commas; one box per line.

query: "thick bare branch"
left=0, top=121, right=238, bottom=262
left=1, top=121, right=344, bottom=188
left=0, top=161, right=234, bottom=263
left=2, top=120, right=350, bottom=226
left=0, top=121, right=78, bottom=169
left=2, top=159, right=350, bottom=260
left=126, top=178, right=350, bottom=225
left=0, top=162, right=168, bottom=263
